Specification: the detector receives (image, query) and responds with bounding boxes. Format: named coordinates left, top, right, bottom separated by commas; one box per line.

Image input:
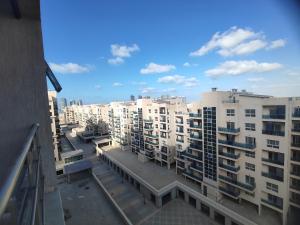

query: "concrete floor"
left=58, top=174, right=125, bottom=225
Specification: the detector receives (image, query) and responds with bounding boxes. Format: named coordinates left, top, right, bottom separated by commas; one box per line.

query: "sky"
left=41, top=0, right=300, bottom=104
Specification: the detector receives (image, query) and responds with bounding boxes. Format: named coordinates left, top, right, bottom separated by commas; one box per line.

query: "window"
left=245, top=162, right=255, bottom=171
left=155, top=109, right=158, bottom=113
left=245, top=109, right=256, bottom=117
left=266, top=182, right=278, bottom=192
left=245, top=123, right=255, bottom=131
left=227, top=122, right=235, bottom=129
left=245, top=175, right=255, bottom=185
left=245, top=151, right=255, bottom=158
left=267, top=139, right=279, bottom=149
left=246, top=136, right=256, bottom=145
left=226, top=109, right=235, bottom=116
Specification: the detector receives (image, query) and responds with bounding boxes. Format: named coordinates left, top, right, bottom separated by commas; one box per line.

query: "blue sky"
left=41, top=0, right=300, bottom=104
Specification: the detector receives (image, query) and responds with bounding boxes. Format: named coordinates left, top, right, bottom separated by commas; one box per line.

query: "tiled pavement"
left=141, top=199, right=216, bottom=225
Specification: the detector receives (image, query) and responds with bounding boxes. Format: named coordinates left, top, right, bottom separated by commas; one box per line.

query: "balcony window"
left=292, top=135, right=300, bottom=147
left=245, top=136, right=256, bottom=146
left=245, top=175, right=255, bottom=186
left=245, top=109, right=256, bottom=117
left=267, top=139, right=279, bottom=149
left=245, top=123, right=255, bottom=131
left=226, top=109, right=235, bottom=116
left=245, top=162, right=255, bottom=171
left=266, top=182, right=278, bottom=192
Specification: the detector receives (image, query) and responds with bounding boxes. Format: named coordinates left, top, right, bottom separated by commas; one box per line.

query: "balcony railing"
left=218, top=175, right=256, bottom=191
left=176, top=138, right=184, bottom=143
left=182, top=152, right=202, bottom=161
left=176, top=129, right=184, bottom=133
left=261, top=172, right=283, bottom=182
left=291, top=170, right=300, bottom=177
left=261, top=199, right=283, bottom=210
left=219, top=163, right=240, bottom=172
left=262, top=130, right=285, bottom=137
left=144, top=126, right=154, bottom=130
left=176, top=120, right=183, bottom=124
left=262, top=114, right=285, bottom=120
left=218, top=127, right=240, bottom=134
left=218, top=139, right=256, bottom=150
left=190, top=133, right=202, bottom=140
left=183, top=171, right=203, bottom=182
left=190, top=124, right=201, bottom=129
left=0, top=124, right=44, bottom=225
left=292, top=142, right=300, bottom=148
left=292, top=128, right=300, bottom=132
left=218, top=151, right=240, bottom=159
left=144, top=133, right=159, bottom=139
left=262, top=157, right=284, bottom=166
left=291, top=156, right=300, bottom=162
left=189, top=144, right=202, bottom=151
left=145, top=140, right=159, bottom=145
left=290, top=184, right=300, bottom=191
left=190, top=163, right=203, bottom=172
left=219, top=186, right=240, bottom=198
left=292, top=112, right=300, bottom=118
left=189, top=113, right=202, bottom=118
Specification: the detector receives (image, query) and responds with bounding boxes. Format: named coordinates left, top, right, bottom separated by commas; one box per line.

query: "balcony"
left=189, top=144, right=202, bottom=151
left=176, top=128, right=184, bottom=133
left=218, top=127, right=240, bottom=134
left=145, top=152, right=154, bottom=159
left=144, top=133, right=159, bottom=139
left=144, top=126, right=154, bottom=130
left=290, top=184, right=300, bottom=191
left=261, top=172, right=283, bottom=182
left=219, top=186, right=240, bottom=199
left=218, top=175, right=256, bottom=192
left=262, top=114, right=285, bottom=120
left=189, top=113, right=202, bottom=118
left=293, top=111, right=300, bottom=118
left=262, top=129, right=285, bottom=137
left=291, top=156, right=300, bottom=162
left=190, top=163, right=203, bottom=173
left=262, top=157, right=284, bottom=166
left=145, top=140, right=159, bottom=145
left=190, top=133, right=202, bottom=140
left=183, top=171, right=203, bottom=182
left=218, top=139, right=256, bottom=150
left=218, top=150, right=240, bottom=159
left=182, top=152, right=202, bottom=162
left=176, top=138, right=184, bottom=143
left=219, top=162, right=240, bottom=172
left=176, top=120, right=183, bottom=124
left=292, top=128, right=300, bottom=133
left=144, top=119, right=153, bottom=123
left=0, top=124, right=45, bottom=225
left=292, top=142, right=300, bottom=148
left=291, top=170, right=300, bottom=177
left=261, top=198, right=283, bottom=210
left=190, top=124, right=201, bottom=129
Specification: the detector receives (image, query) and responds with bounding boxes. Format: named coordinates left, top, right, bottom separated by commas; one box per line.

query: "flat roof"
left=64, top=159, right=92, bottom=174
left=61, top=149, right=83, bottom=158
left=101, top=147, right=281, bottom=225
left=93, top=138, right=111, bottom=144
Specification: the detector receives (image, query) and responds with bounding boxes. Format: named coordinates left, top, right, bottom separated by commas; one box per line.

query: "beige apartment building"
left=130, top=96, right=187, bottom=168
left=109, top=101, right=136, bottom=150
left=48, top=91, right=61, bottom=161
left=173, top=88, right=300, bottom=225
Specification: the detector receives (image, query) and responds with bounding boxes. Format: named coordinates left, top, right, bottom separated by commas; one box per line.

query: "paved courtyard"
left=58, top=174, right=125, bottom=225
left=141, top=199, right=216, bottom=225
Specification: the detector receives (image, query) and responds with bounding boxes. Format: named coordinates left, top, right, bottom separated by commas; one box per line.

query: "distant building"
left=130, top=95, right=135, bottom=101
left=70, top=100, right=76, bottom=106
left=48, top=91, right=61, bottom=161
left=60, top=97, right=67, bottom=111
left=77, top=99, right=83, bottom=106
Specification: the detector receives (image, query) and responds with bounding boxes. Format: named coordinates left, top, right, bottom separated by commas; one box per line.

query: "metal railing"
left=0, top=124, right=44, bottom=225
left=218, top=127, right=240, bottom=134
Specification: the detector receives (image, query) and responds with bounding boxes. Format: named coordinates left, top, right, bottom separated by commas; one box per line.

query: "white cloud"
left=190, top=26, right=286, bottom=57
left=141, top=87, right=156, bottom=94
left=107, top=57, right=124, bottom=65
left=108, top=43, right=139, bottom=65
left=158, top=75, right=199, bottom=87
left=190, top=27, right=258, bottom=56
left=140, top=63, right=176, bottom=74
left=95, top=85, right=101, bottom=89
left=112, top=82, right=123, bottom=87
left=218, top=39, right=267, bottom=56
left=111, top=44, right=139, bottom=58
left=205, top=60, right=282, bottom=77
left=268, top=39, right=286, bottom=50
left=162, top=88, right=176, bottom=93
left=247, top=77, right=265, bottom=82
left=49, top=62, right=91, bottom=74
left=183, top=62, right=198, bottom=67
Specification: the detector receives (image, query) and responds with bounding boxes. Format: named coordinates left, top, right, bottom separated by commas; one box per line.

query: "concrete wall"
left=0, top=0, right=57, bottom=192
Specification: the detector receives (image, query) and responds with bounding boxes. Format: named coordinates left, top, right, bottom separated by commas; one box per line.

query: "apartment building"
left=109, top=101, right=136, bottom=150
left=173, top=88, right=300, bottom=225
left=63, top=104, right=110, bottom=134
left=130, top=96, right=187, bottom=168
left=48, top=91, right=62, bottom=161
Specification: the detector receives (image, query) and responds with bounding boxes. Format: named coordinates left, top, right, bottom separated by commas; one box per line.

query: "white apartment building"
left=174, top=88, right=300, bottom=225
left=109, top=101, right=136, bottom=150
left=48, top=91, right=61, bottom=161
left=62, top=104, right=110, bottom=135
left=131, top=96, right=187, bottom=168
